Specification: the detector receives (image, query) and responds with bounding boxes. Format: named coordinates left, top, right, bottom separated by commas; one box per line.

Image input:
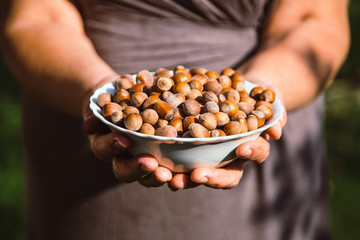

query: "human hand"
left=82, top=78, right=173, bottom=187
left=169, top=82, right=287, bottom=190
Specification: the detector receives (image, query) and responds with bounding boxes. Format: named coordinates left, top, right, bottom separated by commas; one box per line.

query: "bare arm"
left=239, top=0, right=350, bottom=111
left=0, top=0, right=117, bottom=119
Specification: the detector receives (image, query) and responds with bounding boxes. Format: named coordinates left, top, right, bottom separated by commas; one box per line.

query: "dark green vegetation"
left=0, top=2, right=359, bottom=239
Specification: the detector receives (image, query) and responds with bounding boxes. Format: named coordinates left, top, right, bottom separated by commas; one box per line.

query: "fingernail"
left=114, top=135, right=131, bottom=149
left=198, top=177, right=208, bottom=183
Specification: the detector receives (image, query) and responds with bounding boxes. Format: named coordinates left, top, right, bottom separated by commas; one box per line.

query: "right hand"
left=82, top=79, right=173, bottom=187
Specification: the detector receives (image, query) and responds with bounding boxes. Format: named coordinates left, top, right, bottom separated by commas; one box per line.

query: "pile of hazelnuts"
left=97, top=65, right=275, bottom=138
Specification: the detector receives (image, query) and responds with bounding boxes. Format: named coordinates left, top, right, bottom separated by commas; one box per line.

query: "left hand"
left=168, top=82, right=287, bottom=190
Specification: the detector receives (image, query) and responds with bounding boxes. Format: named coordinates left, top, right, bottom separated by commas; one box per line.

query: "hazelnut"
left=221, top=68, right=236, bottom=77
left=203, top=80, right=222, bottom=95
left=173, top=82, right=191, bottom=96
left=182, top=99, right=201, bottom=116
left=218, top=75, right=232, bottom=89
left=187, top=89, right=203, bottom=101
left=240, top=96, right=256, bottom=105
left=237, top=102, right=255, bottom=115
left=250, top=86, right=264, bottom=100
left=161, top=91, right=174, bottom=100
left=136, top=70, right=154, bottom=88
left=191, top=74, right=209, bottom=85
left=223, top=89, right=240, bottom=103
left=251, top=110, right=266, bottom=127
left=199, top=112, right=217, bottom=130
left=97, top=92, right=112, bottom=107
left=156, top=76, right=174, bottom=92
left=205, top=70, right=220, bottom=80
left=123, top=106, right=140, bottom=116
left=202, top=101, right=219, bottom=114
left=102, top=103, right=122, bottom=118
left=210, top=129, right=227, bottom=137
left=259, top=89, right=276, bottom=103
left=219, top=100, right=239, bottom=117
left=165, top=93, right=186, bottom=109
left=214, top=112, right=230, bottom=127
left=111, top=110, right=124, bottom=126
left=189, top=79, right=203, bottom=91
left=202, top=91, right=218, bottom=103
left=230, top=72, right=244, bottom=82
left=113, top=89, right=130, bottom=103
left=141, top=108, right=159, bottom=125
left=246, top=114, right=258, bottom=131
left=155, top=68, right=171, bottom=77
left=115, top=74, right=134, bottom=90
left=173, top=71, right=191, bottom=83
left=190, top=67, right=207, bottom=76
left=155, top=125, right=177, bottom=137
left=142, top=94, right=160, bottom=109
left=223, top=121, right=242, bottom=135
left=139, top=123, right=155, bottom=135
left=231, top=110, right=247, bottom=121
left=130, top=83, right=147, bottom=94
left=183, top=116, right=198, bottom=131
left=232, top=80, right=245, bottom=92
left=169, top=118, right=184, bottom=133
left=256, top=105, right=273, bottom=120
left=189, top=123, right=210, bottom=138
left=154, top=101, right=174, bottom=120
left=155, top=119, right=168, bottom=128
left=130, top=92, right=148, bottom=108
left=124, top=113, right=143, bottom=132
left=238, top=118, right=248, bottom=133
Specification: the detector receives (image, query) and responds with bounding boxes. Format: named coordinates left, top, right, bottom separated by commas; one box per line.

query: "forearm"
left=1, top=0, right=117, bottom=119
left=239, top=0, right=350, bottom=111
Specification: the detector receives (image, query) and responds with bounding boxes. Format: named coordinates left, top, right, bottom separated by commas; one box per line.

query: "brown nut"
left=156, top=76, right=174, bottom=92
left=202, top=101, right=219, bottom=114
left=230, top=72, right=244, bottom=82
left=189, top=79, right=203, bottom=91
left=115, top=74, right=134, bottom=90
left=130, top=83, right=148, bottom=94
left=237, top=118, right=248, bottom=133
left=256, top=105, right=273, bottom=120
left=141, top=108, right=159, bottom=125
left=231, top=110, right=247, bottom=121
left=205, top=70, right=220, bottom=80
left=259, top=89, right=276, bottom=103
left=189, top=123, right=210, bottom=138
left=210, top=129, right=227, bottom=137
left=155, top=68, right=171, bottom=77
left=173, top=82, right=191, bottom=96
left=255, top=100, right=273, bottom=109
left=199, top=112, right=217, bottom=130
left=250, top=86, right=265, bottom=100
left=173, top=107, right=185, bottom=119
left=102, top=103, right=122, bottom=118
left=97, top=92, right=112, bottom=107
left=219, top=100, right=239, bottom=117
left=246, top=114, right=258, bottom=131
left=218, top=75, right=232, bottom=89
left=186, top=89, right=203, bottom=101
left=165, top=93, right=186, bottom=109
left=190, top=67, right=208, bottom=76
left=191, top=74, right=209, bottom=85
left=181, top=131, right=193, bottom=138
left=118, top=100, right=129, bottom=110
left=218, top=94, right=226, bottom=103
left=139, top=123, right=155, bottom=135
left=202, top=91, right=218, bottom=103
left=223, top=121, right=242, bottom=135
left=221, top=68, right=236, bottom=77
left=113, top=89, right=130, bottom=104
left=142, top=94, right=161, bottom=109
left=173, top=65, right=189, bottom=74
left=154, top=101, right=174, bottom=120
left=169, top=118, right=184, bottom=133
left=223, top=89, right=240, bottom=103
left=183, top=116, right=198, bottom=131
left=240, top=96, right=256, bottom=105
left=237, top=102, right=255, bottom=115
left=130, top=92, right=148, bottom=108
left=182, top=99, right=201, bottom=116
left=124, top=113, right=143, bottom=132
left=203, top=80, right=222, bottom=95
left=161, top=91, right=174, bottom=101
left=232, top=80, right=245, bottom=92
left=214, top=112, right=230, bottom=127
left=111, top=110, right=124, bottom=126
left=251, top=110, right=266, bottom=127
left=123, top=106, right=140, bottom=116
left=155, top=125, right=177, bottom=137
left=155, top=119, right=168, bottom=128
left=173, top=71, right=191, bottom=83
left=136, top=70, right=154, bottom=88
left=239, top=90, right=250, bottom=98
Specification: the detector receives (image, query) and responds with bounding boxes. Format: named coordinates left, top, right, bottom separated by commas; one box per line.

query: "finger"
left=235, top=136, right=270, bottom=164
left=138, top=167, right=172, bottom=187
left=266, top=121, right=282, bottom=140
left=169, top=173, right=199, bottom=190
left=89, top=133, right=131, bottom=161
left=82, top=114, right=109, bottom=135
left=190, top=160, right=244, bottom=189
left=112, top=154, right=159, bottom=183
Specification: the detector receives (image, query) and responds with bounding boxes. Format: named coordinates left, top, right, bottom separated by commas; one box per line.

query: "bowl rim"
left=89, top=74, right=284, bottom=143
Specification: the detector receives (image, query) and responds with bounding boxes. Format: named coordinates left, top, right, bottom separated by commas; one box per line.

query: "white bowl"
left=90, top=77, right=283, bottom=172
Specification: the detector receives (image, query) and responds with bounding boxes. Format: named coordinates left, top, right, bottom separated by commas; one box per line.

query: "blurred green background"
left=1, top=2, right=360, bottom=240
